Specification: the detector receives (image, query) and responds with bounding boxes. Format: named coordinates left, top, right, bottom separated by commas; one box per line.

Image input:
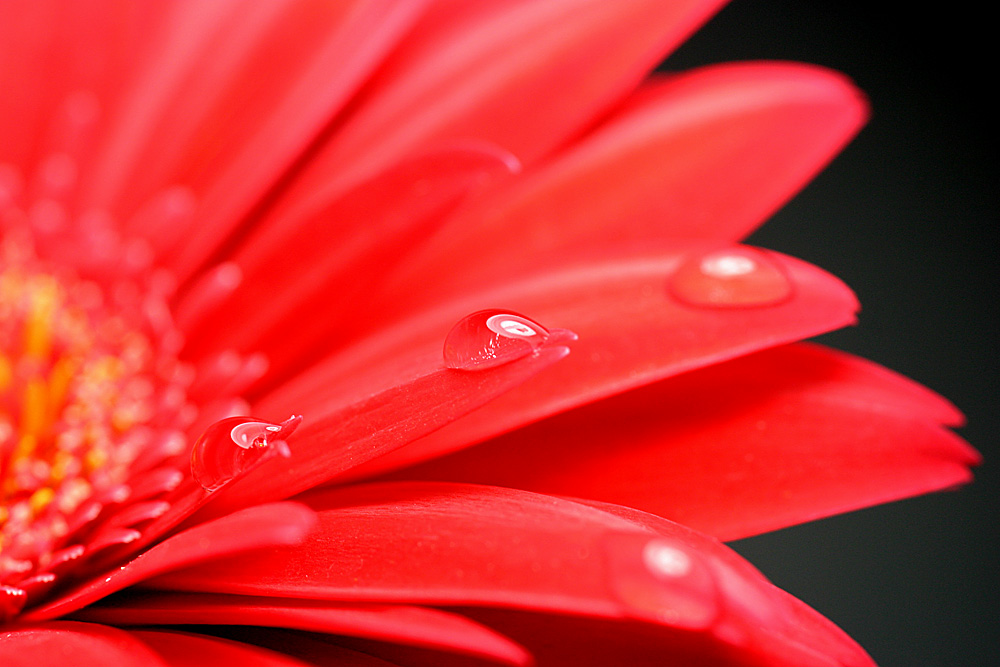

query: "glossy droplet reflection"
left=443, top=309, right=576, bottom=370
left=643, top=540, right=692, bottom=578
left=606, top=535, right=719, bottom=630
left=669, top=246, right=793, bottom=308
left=190, top=415, right=301, bottom=492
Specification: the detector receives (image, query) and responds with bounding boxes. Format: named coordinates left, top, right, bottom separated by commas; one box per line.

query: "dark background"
left=662, top=3, right=997, bottom=666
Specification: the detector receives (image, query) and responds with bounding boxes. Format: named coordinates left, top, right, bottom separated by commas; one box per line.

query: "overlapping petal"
left=147, top=482, right=874, bottom=666
left=23, top=502, right=315, bottom=621
left=382, top=62, right=868, bottom=305
left=199, top=345, right=571, bottom=518
left=75, top=1, right=429, bottom=279
left=390, top=343, right=976, bottom=540
left=130, top=629, right=320, bottom=667
left=257, top=0, right=728, bottom=239
left=0, top=1, right=978, bottom=666
left=0, top=621, right=168, bottom=667
left=180, top=144, right=521, bottom=383
left=76, top=593, right=531, bottom=666
left=263, top=245, right=857, bottom=478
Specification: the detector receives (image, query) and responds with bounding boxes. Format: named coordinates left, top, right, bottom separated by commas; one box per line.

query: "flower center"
left=0, top=235, right=192, bottom=609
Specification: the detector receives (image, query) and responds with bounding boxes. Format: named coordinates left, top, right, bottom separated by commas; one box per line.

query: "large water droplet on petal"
left=605, top=534, right=719, bottom=629
left=669, top=247, right=792, bottom=308
left=190, top=415, right=300, bottom=492
left=443, top=309, right=576, bottom=370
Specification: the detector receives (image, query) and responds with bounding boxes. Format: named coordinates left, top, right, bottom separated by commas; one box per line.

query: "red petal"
left=0, top=1, right=149, bottom=169
left=181, top=144, right=520, bottom=384
left=391, top=62, right=867, bottom=297
left=262, top=0, right=727, bottom=229
left=214, top=628, right=408, bottom=667
left=81, top=1, right=427, bottom=276
left=0, top=621, right=168, bottom=667
left=146, top=482, right=713, bottom=612
left=578, top=500, right=877, bottom=667
left=130, top=629, right=314, bottom=667
left=76, top=593, right=529, bottom=666
left=21, top=502, right=315, bottom=622
left=200, top=344, right=570, bottom=519
left=147, top=482, right=873, bottom=665
left=265, top=245, right=857, bottom=479
left=391, top=343, right=977, bottom=540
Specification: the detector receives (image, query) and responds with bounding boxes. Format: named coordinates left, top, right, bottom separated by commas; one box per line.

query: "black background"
left=661, top=2, right=997, bottom=666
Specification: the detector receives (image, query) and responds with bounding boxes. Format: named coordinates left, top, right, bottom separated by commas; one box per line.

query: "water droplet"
left=443, top=309, right=576, bottom=370
left=605, top=534, right=718, bottom=629
left=191, top=415, right=301, bottom=492
left=668, top=247, right=792, bottom=308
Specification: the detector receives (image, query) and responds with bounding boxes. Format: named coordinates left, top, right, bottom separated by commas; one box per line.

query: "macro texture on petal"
left=392, top=343, right=977, bottom=540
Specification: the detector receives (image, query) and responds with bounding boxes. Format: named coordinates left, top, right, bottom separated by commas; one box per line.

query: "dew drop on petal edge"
left=668, top=247, right=793, bottom=308
left=190, top=415, right=301, bottom=492
left=605, top=535, right=719, bottom=629
left=444, top=309, right=575, bottom=370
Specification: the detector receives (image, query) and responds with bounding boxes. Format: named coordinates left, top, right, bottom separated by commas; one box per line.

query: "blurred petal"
left=390, top=62, right=868, bottom=296
left=0, top=1, right=155, bottom=168
left=262, top=0, right=728, bottom=229
left=392, top=343, right=977, bottom=540
left=77, top=593, right=529, bottom=666
left=81, top=0, right=428, bottom=277
left=182, top=144, right=520, bottom=382
left=0, top=621, right=168, bottom=667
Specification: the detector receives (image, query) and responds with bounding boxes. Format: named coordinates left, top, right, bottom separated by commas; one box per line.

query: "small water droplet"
left=191, top=415, right=301, bottom=492
left=443, top=309, right=576, bottom=370
left=669, top=247, right=792, bottom=308
left=605, top=535, right=718, bottom=629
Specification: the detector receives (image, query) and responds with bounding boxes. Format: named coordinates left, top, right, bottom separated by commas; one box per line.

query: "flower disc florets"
left=0, top=230, right=194, bottom=619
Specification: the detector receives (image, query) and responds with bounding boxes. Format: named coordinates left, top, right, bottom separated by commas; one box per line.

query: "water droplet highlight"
left=443, top=309, right=576, bottom=370
left=669, top=247, right=792, bottom=308
left=643, top=540, right=692, bottom=578
left=191, top=415, right=301, bottom=492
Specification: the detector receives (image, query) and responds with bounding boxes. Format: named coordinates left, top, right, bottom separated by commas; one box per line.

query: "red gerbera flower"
left=0, top=1, right=979, bottom=665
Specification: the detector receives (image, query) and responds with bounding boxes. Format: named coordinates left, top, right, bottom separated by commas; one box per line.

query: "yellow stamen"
left=84, top=447, right=107, bottom=472
left=47, top=357, right=77, bottom=421
left=29, top=487, right=54, bottom=514
left=19, top=379, right=48, bottom=438
left=23, top=276, right=59, bottom=359
left=0, top=355, right=12, bottom=391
